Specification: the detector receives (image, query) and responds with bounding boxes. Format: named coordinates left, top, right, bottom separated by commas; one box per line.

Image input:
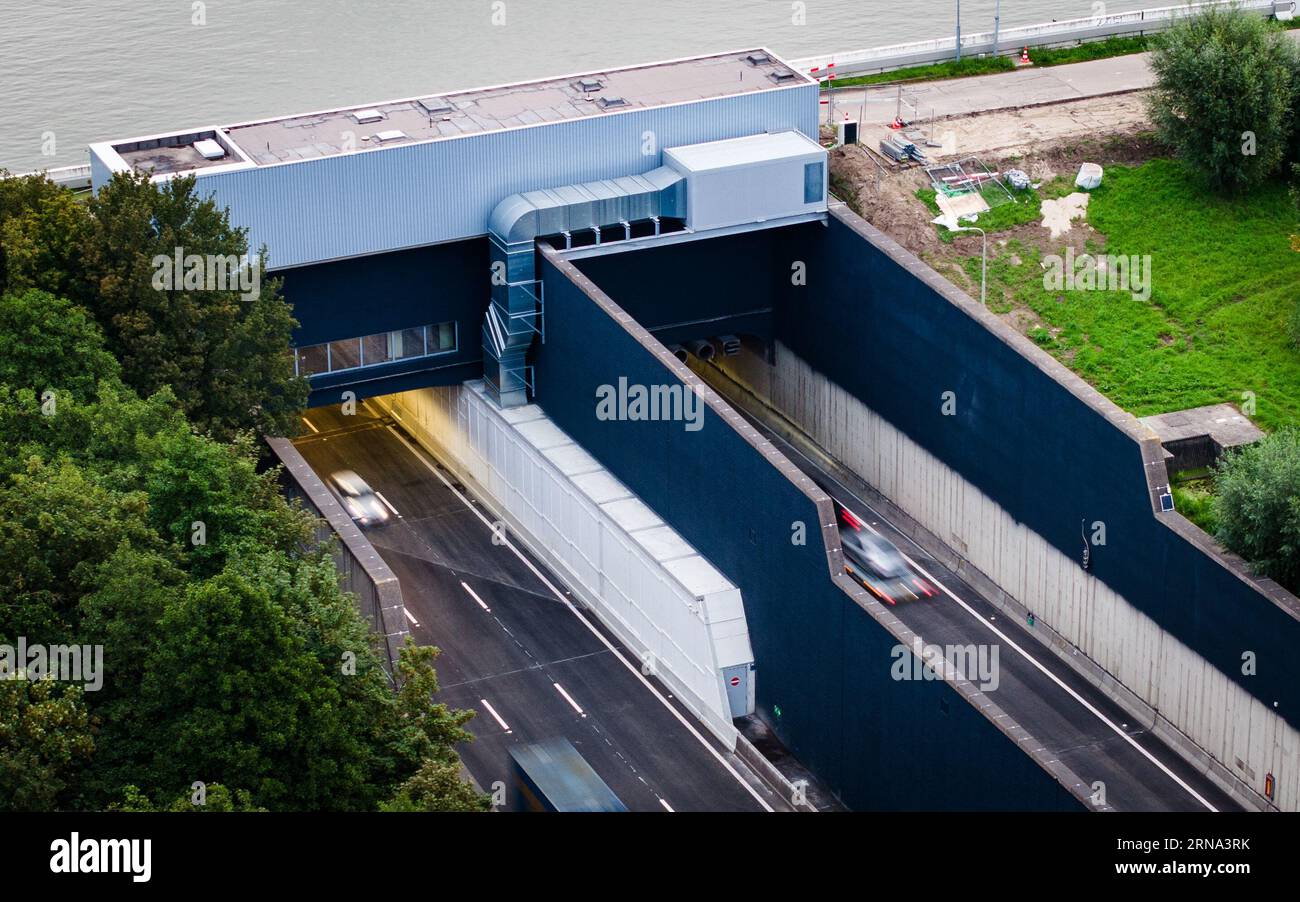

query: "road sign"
left=729, top=676, right=741, bottom=687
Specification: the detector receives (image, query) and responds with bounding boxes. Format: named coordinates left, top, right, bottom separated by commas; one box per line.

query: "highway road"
left=699, top=361, right=1242, bottom=813
left=293, top=403, right=783, bottom=812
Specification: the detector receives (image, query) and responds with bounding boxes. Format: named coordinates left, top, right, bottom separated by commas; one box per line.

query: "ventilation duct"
left=716, top=334, right=742, bottom=356
left=688, top=339, right=716, bottom=362
left=482, top=166, right=686, bottom=407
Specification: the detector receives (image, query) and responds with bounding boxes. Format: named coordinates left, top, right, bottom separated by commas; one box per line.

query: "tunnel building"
left=90, top=49, right=823, bottom=406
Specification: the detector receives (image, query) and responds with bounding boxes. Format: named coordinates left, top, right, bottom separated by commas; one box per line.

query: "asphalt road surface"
left=293, top=403, right=782, bottom=812
left=699, top=362, right=1241, bottom=813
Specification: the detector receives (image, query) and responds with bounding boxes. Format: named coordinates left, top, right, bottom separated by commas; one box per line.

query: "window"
left=431, top=321, right=456, bottom=352
left=361, top=333, right=390, bottom=367
left=804, top=161, right=824, bottom=204
left=297, top=344, right=328, bottom=377
left=292, top=321, right=457, bottom=377
left=329, top=338, right=361, bottom=371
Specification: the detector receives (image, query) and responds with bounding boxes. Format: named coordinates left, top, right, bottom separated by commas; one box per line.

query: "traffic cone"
left=1019, top=46, right=1032, bottom=66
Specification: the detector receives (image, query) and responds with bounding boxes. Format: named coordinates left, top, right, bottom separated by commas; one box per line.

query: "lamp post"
left=993, top=0, right=1001, bottom=56
left=952, top=224, right=986, bottom=306
left=955, top=0, right=962, bottom=62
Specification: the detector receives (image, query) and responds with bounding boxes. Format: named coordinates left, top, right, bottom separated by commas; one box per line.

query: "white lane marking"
left=375, top=491, right=401, bottom=518
left=301, top=416, right=319, bottom=433
left=553, top=682, right=587, bottom=718
left=385, top=425, right=774, bottom=812
left=480, top=698, right=512, bottom=734
left=658, top=798, right=674, bottom=812
left=461, top=580, right=491, bottom=612
left=403, top=608, right=420, bottom=627
left=838, top=489, right=1219, bottom=811
left=733, top=398, right=1219, bottom=811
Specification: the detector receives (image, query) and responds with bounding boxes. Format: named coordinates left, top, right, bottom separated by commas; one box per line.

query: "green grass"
left=918, top=174, right=1073, bottom=243
left=958, top=159, right=1300, bottom=432
left=1172, top=479, right=1218, bottom=535
left=832, top=56, right=1013, bottom=89
left=1028, top=35, right=1151, bottom=66
left=828, top=19, right=1300, bottom=90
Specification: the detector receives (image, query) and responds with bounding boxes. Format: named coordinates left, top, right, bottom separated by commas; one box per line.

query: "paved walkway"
left=822, top=30, right=1300, bottom=125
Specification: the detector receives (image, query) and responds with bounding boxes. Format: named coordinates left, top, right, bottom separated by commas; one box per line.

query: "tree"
left=0, top=173, right=91, bottom=300
left=1213, top=428, right=1300, bottom=593
left=1147, top=8, right=1299, bottom=193
left=76, top=172, right=307, bottom=439
left=381, top=758, right=491, bottom=812
left=0, top=290, right=120, bottom=402
left=0, top=679, right=96, bottom=812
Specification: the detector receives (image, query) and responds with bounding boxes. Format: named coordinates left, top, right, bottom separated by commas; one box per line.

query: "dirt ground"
left=828, top=89, right=1163, bottom=311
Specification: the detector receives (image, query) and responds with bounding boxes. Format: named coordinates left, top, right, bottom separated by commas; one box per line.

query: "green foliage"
left=1146, top=7, right=1300, bottom=193
left=0, top=173, right=92, bottom=300
left=0, top=290, right=120, bottom=402
left=0, top=172, right=307, bottom=440
left=113, top=783, right=266, bottom=812
left=381, top=758, right=492, bottom=813
left=77, top=173, right=308, bottom=440
left=1172, top=480, right=1219, bottom=535
left=959, top=160, right=1300, bottom=432
left=0, top=679, right=95, bottom=811
left=1028, top=36, right=1152, bottom=67
left=1212, top=428, right=1300, bottom=593
left=832, top=54, right=1013, bottom=89
left=0, top=273, right=480, bottom=811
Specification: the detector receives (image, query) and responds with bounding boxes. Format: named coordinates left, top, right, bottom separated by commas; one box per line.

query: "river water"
left=0, top=0, right=1151, bottom=172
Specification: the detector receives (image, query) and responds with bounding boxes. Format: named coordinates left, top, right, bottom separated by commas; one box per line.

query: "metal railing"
left=3, top=162, right=92, bottom=189
left=788, top=0, right=1293, bottom=79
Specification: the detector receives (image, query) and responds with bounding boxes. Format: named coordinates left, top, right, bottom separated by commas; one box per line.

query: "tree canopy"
left=1146, top=9, right=1299, bottom=193
left=0, top=176, right=483, bottom=812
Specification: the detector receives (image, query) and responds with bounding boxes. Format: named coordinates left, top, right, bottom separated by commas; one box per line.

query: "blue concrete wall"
left=277, top=238, right=488, bottom=406
left=534, top=251, right=1082, bottom=811
left=777, top=214, right=1300, bottom=732
left=569, top=216, right=1300, bottom=735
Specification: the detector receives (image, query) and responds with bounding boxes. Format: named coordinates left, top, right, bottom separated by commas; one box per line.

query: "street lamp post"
left=955, top=0, right=962, bottom=62
left=993, top=0, right=1001, bottom=56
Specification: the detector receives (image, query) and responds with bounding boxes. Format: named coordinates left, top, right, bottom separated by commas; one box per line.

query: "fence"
left=787, top=0, right=1293, bottom=79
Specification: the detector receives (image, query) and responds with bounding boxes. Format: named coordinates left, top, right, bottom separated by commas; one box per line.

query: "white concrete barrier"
left=716, top=342, right=1299, bottom=812
left=374, top=381, right=754, bottom=746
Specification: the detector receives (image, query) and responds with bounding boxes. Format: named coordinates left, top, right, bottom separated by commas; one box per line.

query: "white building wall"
left=375, top=382, right=752, bottom=745
left=721, top=342, right=1299, bottom=811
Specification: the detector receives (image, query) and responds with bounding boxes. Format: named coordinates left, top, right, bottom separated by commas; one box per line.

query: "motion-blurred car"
left=329, top=470, right=390, bottom=527
left=834, top=501, right=933, bottom=604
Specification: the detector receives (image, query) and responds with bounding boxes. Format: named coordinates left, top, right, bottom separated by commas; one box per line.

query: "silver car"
left=329, top=470, right=390, bottom=527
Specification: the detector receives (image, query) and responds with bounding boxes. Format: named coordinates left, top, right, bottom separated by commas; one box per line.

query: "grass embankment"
left=830, top=36, right=1152, bottom=89
left=929, top=159, right=1299, bottom=533
left=953, top=159, right=1300, bottom=433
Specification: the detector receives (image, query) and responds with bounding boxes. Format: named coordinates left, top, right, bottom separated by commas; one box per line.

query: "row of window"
left=293, top=322, right=457, bottom=377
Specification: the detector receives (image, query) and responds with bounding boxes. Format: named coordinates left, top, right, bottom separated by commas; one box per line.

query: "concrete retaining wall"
left=533, top=243, right=1088, bottom=811
left=266, top=437, right=410, bottom=675
left=717, top=343, right=1299, bottom=811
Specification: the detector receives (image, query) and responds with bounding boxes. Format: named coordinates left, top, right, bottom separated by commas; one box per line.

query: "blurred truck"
left=508, top=738, right=628, bottom=812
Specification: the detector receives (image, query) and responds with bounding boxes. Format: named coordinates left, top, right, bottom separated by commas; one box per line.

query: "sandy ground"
left=829, top=90, right=1158, bottom=258
left=828, top=89, right=1162, bottom=333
